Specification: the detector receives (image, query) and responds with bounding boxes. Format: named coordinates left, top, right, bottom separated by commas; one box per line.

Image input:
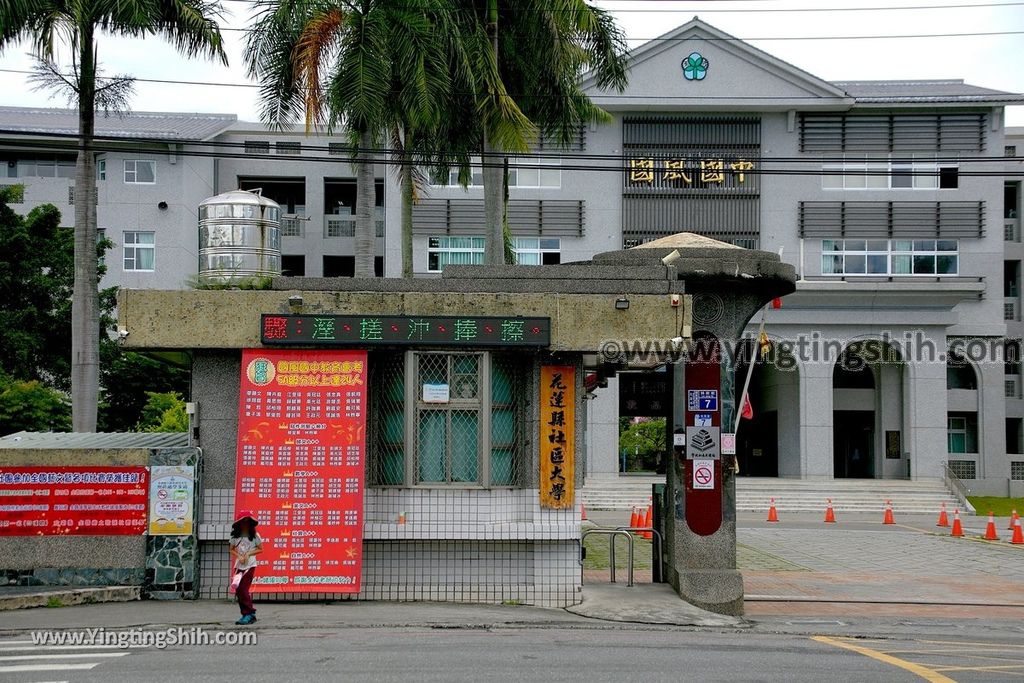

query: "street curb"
left=0, top=586, right=141, bottom=611
left=745, top=596, right=1024, bottom=607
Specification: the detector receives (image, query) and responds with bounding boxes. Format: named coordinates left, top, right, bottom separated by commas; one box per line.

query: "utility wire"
left=4, top=134, right=1024, bottom=177
left=0, top=68, right=1021, bottom=100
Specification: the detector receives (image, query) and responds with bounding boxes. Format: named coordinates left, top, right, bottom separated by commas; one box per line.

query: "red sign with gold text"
left=234, top=349, right=368, bottom=593
left=0, top=467, right=148, bottom=536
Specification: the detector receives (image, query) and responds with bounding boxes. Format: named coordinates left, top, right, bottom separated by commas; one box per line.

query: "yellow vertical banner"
left=540, top=365, right=575, bottom=509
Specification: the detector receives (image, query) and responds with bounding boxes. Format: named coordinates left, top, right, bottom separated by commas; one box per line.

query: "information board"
left=234, top=349, right=368, bottom=593
left=261, top=314, right=550, bottom=347
left=0, top=467, right=148, bottom=536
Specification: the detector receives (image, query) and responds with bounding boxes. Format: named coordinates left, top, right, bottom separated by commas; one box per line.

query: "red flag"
left=772, top=297, right=783, bottom=309
left=741, top=393, right=753, bottom=420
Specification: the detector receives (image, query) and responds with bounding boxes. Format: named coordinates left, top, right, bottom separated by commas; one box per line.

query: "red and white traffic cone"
left=1008, top=509, right=1019, bottom=531
left=951, top=509, right=964, bottom=538
left=882, top=500, right=895, bottom=525
left=936, top=502, right=949, bottom=528
left=983, top=511, right=1000, bottom=541
left=767, top=498, right=779, bottom=523
left=824, top=499, right=836, bottom=524
left=1011, top=517, right=1024, bottom=545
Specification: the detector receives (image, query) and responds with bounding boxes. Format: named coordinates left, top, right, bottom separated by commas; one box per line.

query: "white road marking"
left=0, top=652, right=130, bottom=661
left=0, top=662, right=99, bottom=672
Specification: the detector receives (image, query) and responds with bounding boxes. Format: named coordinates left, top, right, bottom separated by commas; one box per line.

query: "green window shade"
left=490, top=359, right=518, bottom=486
left=418, top=410, right=447, bottom=482
left=450, top=410, right=479, bottom=482
left=370, top=353, right=406, bottom=486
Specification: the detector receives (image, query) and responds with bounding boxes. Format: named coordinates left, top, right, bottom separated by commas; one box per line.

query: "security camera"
left=661, top=249, right=681, bottom=266
left=117, top=328, right=130, bottom=339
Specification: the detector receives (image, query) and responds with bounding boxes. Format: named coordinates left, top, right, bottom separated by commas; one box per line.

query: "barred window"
left=367, top=351, right=527, bottom=487
left=1011, top=461, right=1024, bottom=480
left=947, top=459, right=977, bottom=480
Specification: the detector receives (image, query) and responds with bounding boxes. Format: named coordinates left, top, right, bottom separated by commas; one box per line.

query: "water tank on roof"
left=198, top=189, right=281, bottom=281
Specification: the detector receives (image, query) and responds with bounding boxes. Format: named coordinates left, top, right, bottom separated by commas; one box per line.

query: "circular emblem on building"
left=692, top=293, right=725, bottom=326
left=682, top=52, right=709, bottom=81
left=246, top=357, right=276, bottom=386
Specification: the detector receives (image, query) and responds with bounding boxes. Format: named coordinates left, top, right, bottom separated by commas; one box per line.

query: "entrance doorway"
left=833, top=410, right=874, bottom=478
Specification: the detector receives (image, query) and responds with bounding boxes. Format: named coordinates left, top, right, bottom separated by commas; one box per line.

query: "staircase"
left=581, top=476, right=967, bottom=514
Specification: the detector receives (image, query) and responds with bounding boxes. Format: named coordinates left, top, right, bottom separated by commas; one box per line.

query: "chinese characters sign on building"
left=261, top=314, right=551, bottom=348
left=0, top=467, right=148, bottom=536
left=234, top=349, right=368, bottom=593
left=540, top=365, right=575, bottom=509
left=627, top=157, right=755, bottom=188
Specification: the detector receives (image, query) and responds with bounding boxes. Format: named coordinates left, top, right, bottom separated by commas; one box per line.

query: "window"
left=97, top=158, right=106, bottom=181
left=281, top=254, right=305, bottom=277
left=821, top=155, right=957, bottom=190
left=730, top=238, right=759, bottom=250
left=821, top=239, right=958, bottom=276
left=440, top=157, right=560, bottom=188
left=1012, top=461, right=1024, bottom=480
left=14, top=157, right=74, bottom=178
left=428, top=236, right=561, bottom=271
left=123, top=231, right=155, bottom=271
left=328, top=143, right=347, bottom=156
left=275, top=141, right=301, bottom=155
left=368, top=351, right=526, bottom=487
left=123, top=160, right=155, bottom=184
left=947, top=413, right=978, bottom=454
left=947, top=459, right=977, bottom=479
left=244, top=140, right=270, bottom=155
left=428, top=236, right=485, bottom=272
left=1006, top=145, right=1018, bottom=158
left=512, top=237, right=561, bottom=265
left=946, top=353, right=977, bottom=390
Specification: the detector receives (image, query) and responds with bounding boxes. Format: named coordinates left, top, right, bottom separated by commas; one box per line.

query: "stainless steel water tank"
left=198, top=189, right=281, bottom=281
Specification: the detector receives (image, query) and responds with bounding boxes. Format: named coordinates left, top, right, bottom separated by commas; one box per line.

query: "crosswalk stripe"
left=0, top=644, right=147, bottom=651
left=0, top=663, right=99, bottom=673
left=0, top=652, right=130, bottom=661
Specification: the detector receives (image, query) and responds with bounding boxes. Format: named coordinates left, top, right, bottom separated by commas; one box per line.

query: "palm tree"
left=0, top=0, right=227, bottom=431
left=468, top=0, right=629, bottom=265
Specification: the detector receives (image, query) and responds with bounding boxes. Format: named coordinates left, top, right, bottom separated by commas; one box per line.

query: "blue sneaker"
left=236, top=614, right=255, bottom=625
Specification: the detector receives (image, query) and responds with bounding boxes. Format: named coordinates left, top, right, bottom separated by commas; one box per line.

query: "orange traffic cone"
left=882, top=500, right=895, bottom=525
left=1012, top=518, right=1024, bottom=545
left=629, top=506, right=640, bottom=529
left=580, top=503, right=588, bottom=522
left=983, top=511, right=1000, bottom=541
left=824, top=499, right=836, bottom=524
left=936, top=502, right=949, bottom=528
left=767, top=498, right=779, bottom=523
left=642, top=504, right=653, bottom=539
left=1008, top=509, right=1019, bottom=531
left=951, top=508, right=964, bottom=537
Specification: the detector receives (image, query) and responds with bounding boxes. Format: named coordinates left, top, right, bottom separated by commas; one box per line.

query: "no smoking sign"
left=692, top=458, right=715, bottom=490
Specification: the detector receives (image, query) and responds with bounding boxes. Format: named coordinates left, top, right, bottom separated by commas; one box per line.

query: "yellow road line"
left=917, top=640, right=1024, bottom=649
left=811, top=636, right=955, bottom=683
left=933, top=664, right=1024, bottom=673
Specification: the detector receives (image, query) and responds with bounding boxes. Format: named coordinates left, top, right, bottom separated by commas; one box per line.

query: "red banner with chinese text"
left=540, top=365, right=575, bottom=509
left=0, top=467, right=148, bottom=536
left=234, top=349, right=368, bottom=593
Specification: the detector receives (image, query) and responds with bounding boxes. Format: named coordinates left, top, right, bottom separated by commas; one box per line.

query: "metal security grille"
left=799, top=201, right=985, bottom=238
left=490, top=354, right=528, bottom=488
left=1012, top=462, right=1024, bottom=481
left=367, top=352, right=406, bottom=486
left=800, top=113, right=987, bottom=153
left=415, top=353, right=482, bottom=485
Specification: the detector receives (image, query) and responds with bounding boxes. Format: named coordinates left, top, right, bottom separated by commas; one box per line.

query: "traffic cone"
left=882, top=500, right=895, bottom=525
left=1008, top=509, right=1019, bottom=531
left=580, top=503, right=587, bottom=522
left=629, top=506, right=640, bottom=529
left=983, top=511, right=1000, bottom=541
left=642, top=504, right=653, bottom=539
left=951, top=509, right=964, bottom=537
left=936, top=502, right=949, bottom=528
left=824, top=499, right=836, bottom=524
left=1011, top=518, right=1024, bottom=545
left=767, top=498, right=779, bottom=523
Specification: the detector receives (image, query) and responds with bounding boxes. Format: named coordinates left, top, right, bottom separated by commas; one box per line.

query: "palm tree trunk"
left=400, top=129, right=414, bottom=278
left=482, top=0, right=505, bottom=265
left=354, top=128, right=376, bottom=278
left=71, top=29, right=99, bottom=432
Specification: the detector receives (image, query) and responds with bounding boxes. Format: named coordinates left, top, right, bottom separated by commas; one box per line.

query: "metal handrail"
left=942, top=462, right=976, bottom=514
left=580, top=529, right=634, bottom=587
left=615, top=527, right=663, bottom=584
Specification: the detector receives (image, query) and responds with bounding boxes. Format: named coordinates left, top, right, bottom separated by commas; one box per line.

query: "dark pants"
left=235, top=567, right=256, bottom=616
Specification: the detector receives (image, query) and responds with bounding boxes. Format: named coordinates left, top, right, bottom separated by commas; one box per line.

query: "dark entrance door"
left=738, top=410, right=778, bottom=477
left=833, top=410, right=874, bottom=478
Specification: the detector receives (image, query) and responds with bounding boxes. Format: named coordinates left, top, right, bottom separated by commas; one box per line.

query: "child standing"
left=229, top=510, right=262, bottom=625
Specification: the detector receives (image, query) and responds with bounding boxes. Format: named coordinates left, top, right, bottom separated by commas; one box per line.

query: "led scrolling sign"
left=262, top=314, right=552, bottom=347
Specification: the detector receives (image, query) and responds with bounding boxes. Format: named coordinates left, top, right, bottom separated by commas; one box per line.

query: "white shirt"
left=230, top=533, right=262, bottom=571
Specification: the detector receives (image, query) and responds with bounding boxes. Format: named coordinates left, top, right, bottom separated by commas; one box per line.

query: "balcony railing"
left=280, top=216, right=304, bottom=238
left=1006, top=296, right=1020, bottom=321
left=324, top=211, right=385, bottom=238
left=1006, top=219, right=1020, bottom=242
left=1006, top=376, right=1020, bottom=399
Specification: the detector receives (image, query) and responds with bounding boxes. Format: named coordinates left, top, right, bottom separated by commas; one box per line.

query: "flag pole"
left=734, top=303, right=769, bottom=437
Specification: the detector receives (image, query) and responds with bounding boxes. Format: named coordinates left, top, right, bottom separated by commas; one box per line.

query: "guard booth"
left=118, top=255, right=689, bottom=608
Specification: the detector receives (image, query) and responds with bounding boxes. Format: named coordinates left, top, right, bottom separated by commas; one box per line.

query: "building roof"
left=0, top=106, right=237, bottom=141
left=0, top=431, right=190, bottom=449
left=833, top=80, right=1024, bottom=104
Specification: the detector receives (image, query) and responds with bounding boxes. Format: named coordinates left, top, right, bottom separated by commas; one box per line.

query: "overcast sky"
left=0, top=0, right=1021, bottom=124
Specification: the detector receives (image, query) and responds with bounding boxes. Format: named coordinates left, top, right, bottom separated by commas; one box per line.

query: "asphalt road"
left=8, top=627, right=1024, bottom=683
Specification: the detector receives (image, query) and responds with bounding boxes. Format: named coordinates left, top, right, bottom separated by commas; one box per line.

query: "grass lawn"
left=582, top=530, right=653, bottom=571
left=967, top=496, right=1024, bottom=517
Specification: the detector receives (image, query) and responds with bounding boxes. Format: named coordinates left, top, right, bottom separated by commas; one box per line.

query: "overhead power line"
left=0, top=68, right=1021, bottom=100
left=3, top=133, right=1023, bottom=178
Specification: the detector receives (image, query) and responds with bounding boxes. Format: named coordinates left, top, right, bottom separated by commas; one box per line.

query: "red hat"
left=232, top=509, right=259, bottom=527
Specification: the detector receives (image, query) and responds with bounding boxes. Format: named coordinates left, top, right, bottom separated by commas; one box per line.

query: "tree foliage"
left=0, top=372, right=71, bottom=434
left=138, top=391, right=188, bottom=432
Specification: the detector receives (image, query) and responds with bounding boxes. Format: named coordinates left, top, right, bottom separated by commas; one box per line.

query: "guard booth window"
left=367, top=351, right=527, bottom=487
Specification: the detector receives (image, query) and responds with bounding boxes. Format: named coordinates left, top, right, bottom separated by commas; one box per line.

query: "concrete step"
left=0, top=585, right=140, bottom=611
